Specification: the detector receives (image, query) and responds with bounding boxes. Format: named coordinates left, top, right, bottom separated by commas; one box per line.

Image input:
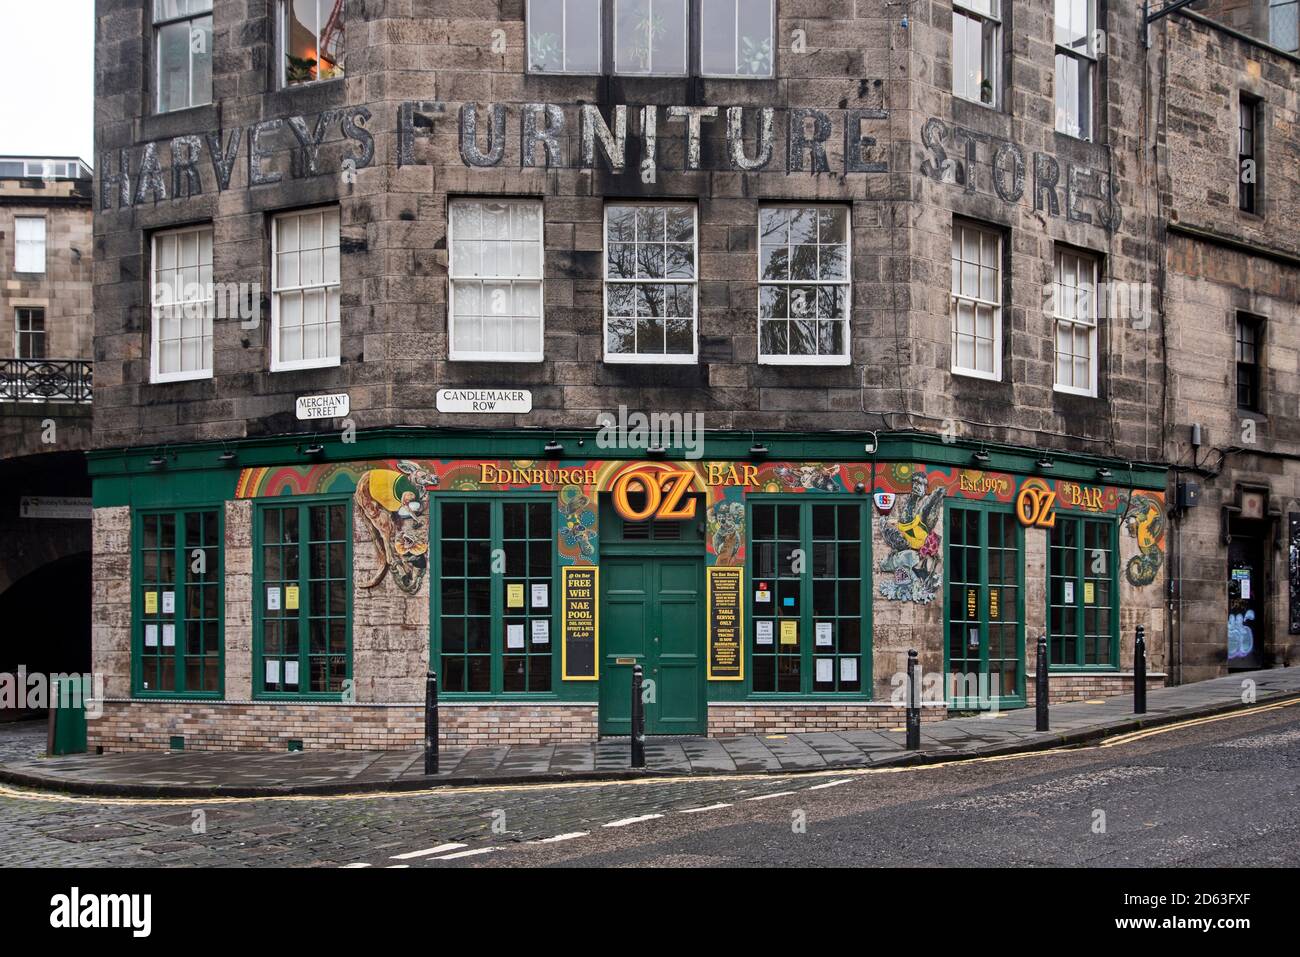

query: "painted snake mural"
left=1123, top=492, right=1166, bottom=587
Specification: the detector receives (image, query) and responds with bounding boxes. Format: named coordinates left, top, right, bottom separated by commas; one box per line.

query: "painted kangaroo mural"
left=354, top=460, right=437, bottom=594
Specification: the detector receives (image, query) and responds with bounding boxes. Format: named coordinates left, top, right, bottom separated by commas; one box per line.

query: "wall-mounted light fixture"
left=972, top=448, right=991, bottom=465
left=1036, top=456, right=1055, bottom=471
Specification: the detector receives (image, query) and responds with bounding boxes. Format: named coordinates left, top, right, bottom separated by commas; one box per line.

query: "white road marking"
left=745, top=790, right=797, bottom=801
left=341, top=862, right=371, bottom=868
left=391, top=842, right=467, bottom=861
left=806, top=779, right=852, bottom=791
left=386, top=864, right=411, bottom=868
left=679, top=803, right=732, bottom=813
left=535, top=832, right=589, bottom=843
left=603, top=813, right=664, bottom=827
left=434, top=847, right=499, bottom=860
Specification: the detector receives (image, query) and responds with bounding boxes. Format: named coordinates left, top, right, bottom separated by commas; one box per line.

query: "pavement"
left=1, top=666, right=1298, bottom=798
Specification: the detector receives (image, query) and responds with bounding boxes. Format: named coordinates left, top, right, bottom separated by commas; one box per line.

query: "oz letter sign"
left=1016, top=484, right=1057, bottom=528
left=611, top=467, right=698, bottom=521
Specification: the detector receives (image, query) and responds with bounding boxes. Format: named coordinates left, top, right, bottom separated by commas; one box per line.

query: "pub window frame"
left=603, top=200, right=699, bottom=364
left=431, top=495, right=560, bottom=698
left=153, top=0, right=214, bottom=115
left=1047, top=514, right=1120, bottom=670
left=133, top=506, right=225, bottom=699
left=745, top=496, right=871, bottom=698
left=447, top=197, right=546, bottom=363
left=252, top=496, right=353, bottom=701
left=943, top=500, right=1026, bottom=708
left=756, top=203, right=852, bottom=366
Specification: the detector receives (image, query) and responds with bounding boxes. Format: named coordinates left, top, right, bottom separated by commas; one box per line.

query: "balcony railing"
left=1, top=358, right=93, bottom=403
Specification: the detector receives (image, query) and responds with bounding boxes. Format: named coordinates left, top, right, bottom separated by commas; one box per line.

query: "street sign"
left=295, top=393, right=350, bottom=420
left=19, top=496, right=91, bottom=520
left=436, top=389, right=532, bottom=413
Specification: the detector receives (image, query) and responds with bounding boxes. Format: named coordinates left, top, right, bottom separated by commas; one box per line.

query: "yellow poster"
left=507, top=583, right=525, bottom=608
left=285, top=585, right=300, bottom=610
left=1084, top=581, right=1096, bottom=604
left=144, top=591, right=158, bottom=614
left=780, top=620, right=798, bottom=645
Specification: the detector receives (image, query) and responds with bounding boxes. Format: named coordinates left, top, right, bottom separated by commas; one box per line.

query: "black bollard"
left=1134, top=624, right=1147, bottom=715
left=631, top=664, right=646, bottom=768
left=423, top=670, right=439, bottom=775
left=905, top=649, right=921, bottom=750
left=1035, top=634, right=1050, bottom=731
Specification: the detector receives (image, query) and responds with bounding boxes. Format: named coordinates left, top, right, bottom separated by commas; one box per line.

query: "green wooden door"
left=599, top=555, right=705, bottom=735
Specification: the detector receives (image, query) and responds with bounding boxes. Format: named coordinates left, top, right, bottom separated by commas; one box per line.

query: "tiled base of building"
left=707, top=703, right=948, bottom=737
left=1026, top=673, right=1168, bottom=706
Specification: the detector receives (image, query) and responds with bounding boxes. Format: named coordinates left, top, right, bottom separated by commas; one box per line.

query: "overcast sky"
left=0, top=1, right=94, bottom=163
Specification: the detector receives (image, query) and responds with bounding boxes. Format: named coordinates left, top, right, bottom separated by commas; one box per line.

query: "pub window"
left=952, top=0, right=1000, bottom=107
left=604, top=202, right=698, bottom=363
left=1048, top=516, right=1117, bottom=668
left=1236, top=313, right=1263, bottom=413
left=700, top=0, right=775, bottom=78
left=1054, top=0, right=1096, bottom=140
left=1238, top=94, right=1260, bottom=214
left=151, top=225, right=214, bottom=383
left=527, top=0, right=602, bottom=74
left=14, top=217, right=45, bottom=273
left=449, top=199, right=545, bottom=362
left=1053, top=247, right=1099, bottom=397
left=255, top=501, right=351, bottom=697
left=14, top=307, right=45, bottom=359
left=946, top=505, right=1023, bottom=706
left=272, top=207, right=341, bottom=372
left=437, top=500, right=555, bottom=695
left=750, top=501, right=866, bottom=695
left=950, top=222, right=1002, bottom=380
left=154, top=0, right=213, bottom=114
left=279, top=0, right=345, bottom=86
left=758, top=205, right=851, bottom=365
left=137, top=509, right=222, bottom=695
left=1270, top=0, right=1299, bottom=54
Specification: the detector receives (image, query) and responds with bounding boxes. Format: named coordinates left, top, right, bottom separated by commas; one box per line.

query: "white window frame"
left=153, top=0, right=213, bottom=114
left=14, top=217, right=46, bottom=274
left=950, top=222, right=1002, bottom=382
left=447, top=198, right=546, bottom=364
left=14, top=306, right=46, bottom=359
left=1054, top=0, right=1097, bottom=141
left=526, top=0, right=604, bottom=74
left=603, top=201, right=699, bottom=365
left=699, top=0, right=776, bottom=79
left=952, top=0, right=1001, bottom=108
left=614, top=0, right=689, bottom=77
left=271, top=207, right=342, bottom=373
left=756, top=204, right=852, bottom=367
left=278, top=0, right=346, bottom=88
left=1053, top=247, right=1100, bottom=398
left=150, top=225, right=215, bottom=384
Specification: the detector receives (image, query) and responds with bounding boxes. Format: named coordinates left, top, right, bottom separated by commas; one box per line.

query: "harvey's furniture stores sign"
left=97, top=101, right=1120, bottom=228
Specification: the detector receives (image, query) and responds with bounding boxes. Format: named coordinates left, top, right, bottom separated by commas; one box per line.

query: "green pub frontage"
left=86, top=430, right=1171, bottom=751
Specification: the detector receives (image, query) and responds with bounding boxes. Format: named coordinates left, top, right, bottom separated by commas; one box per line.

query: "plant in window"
left=286, top=54, right=318, bottom=83
left=624, top=8, right=667, bottom=72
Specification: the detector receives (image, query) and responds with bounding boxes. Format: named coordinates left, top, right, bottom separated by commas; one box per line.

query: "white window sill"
left=449, top=352, right=545, bottom=363
left=758, top=354, right=851, bottom=366
left=1053, top=383, right=1098, bottom=398
left=151, top=369, right=213, bottom=385
left=271, top=356, right=342, bottom=374
left=603, top=353, right=698, bottom=365
left=951, top=365, right=1002, bottom=383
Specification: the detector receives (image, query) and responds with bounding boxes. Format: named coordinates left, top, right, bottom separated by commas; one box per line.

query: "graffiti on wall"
left=878, top=467, right=947, bottom=604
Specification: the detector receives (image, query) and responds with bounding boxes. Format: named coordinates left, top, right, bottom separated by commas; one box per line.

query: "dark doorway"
left=0, top=553, right=92, bottom=719
left=1227, top=520, right=1266, bottom=671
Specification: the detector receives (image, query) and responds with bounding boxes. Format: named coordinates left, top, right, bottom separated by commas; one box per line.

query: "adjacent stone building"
left=87, top=0, right=1295, bottom=750
left=0, top=156, right=95, bottom=717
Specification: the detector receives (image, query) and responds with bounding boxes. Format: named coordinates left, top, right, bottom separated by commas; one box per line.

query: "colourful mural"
left=1122, top=491, right=1167, bottom=587
left=354, top=461, right=437, bottom=595
left=878, top=466, right=948, bottom=603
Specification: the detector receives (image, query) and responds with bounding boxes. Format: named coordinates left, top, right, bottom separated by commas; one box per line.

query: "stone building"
left=0, top=156, right=95, bottom=717
left=86, top=0, right=1294, bottom=751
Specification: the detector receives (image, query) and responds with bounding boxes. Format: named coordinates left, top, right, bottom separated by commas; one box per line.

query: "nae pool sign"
left=437, top=389, right=532, bottom=414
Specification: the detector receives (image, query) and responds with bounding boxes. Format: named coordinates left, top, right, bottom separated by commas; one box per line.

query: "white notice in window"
left=507, top=624, right=525, bottom=649
left=531, top=583, right=549, bottom=608
left=265, top=660, right=280, bottom=684
left=756, top=621, right=774, bottom=645
left=815, top=658, right=834, bottom=682
left=840, top=658, right=858, bottom=682
left=162, top=591, right=175, bottom=614
left=145, top=624, right=159, bottom=648
left=816, top=622, right=833, bottom=646
left=162, top=624, right=175, bottom=648
left=531, top=619, right=549, bottom=644
left=267, top=586, right=281, bottom=611
left=285, top=661, right=299, bottom=687
left=1064, top=581, right=1075, bottom=604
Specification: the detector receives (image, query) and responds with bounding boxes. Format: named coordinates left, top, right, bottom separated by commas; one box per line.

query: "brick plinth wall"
left=87, top=700, right=599, bottom=751
left=1025, top=673, right=1168, bottom=706
left=707, top=703, right=948, bottom=737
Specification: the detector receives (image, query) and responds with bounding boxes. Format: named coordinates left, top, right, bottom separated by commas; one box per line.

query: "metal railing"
left=0, top=359, right=92, bottom=403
